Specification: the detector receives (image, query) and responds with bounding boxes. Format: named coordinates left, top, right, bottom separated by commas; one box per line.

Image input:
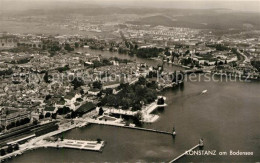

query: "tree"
left=121, top=98, right=131, bottom=110
left=102, top=88, right=113, bottom=95
left=71, top=77, right=84, bottom=90
left=157, top=97, right=165, bottom=105
left=71, top=111, right=77, bottom=119
left=133, top=111, right=142, bottom=126
left=23, top=118, right=30, bottom=124
left=98, top=107, right=104, bottom=115
left=93, top=81, right=102, bottom=89
left=15, top=120, right=21, bottom=127
left=45, top=112, right=51, bottom=118
left=60, top=135, right=64, bottom=141
left=165, top=51, right=171, bottom=56
left=42, top=44, right=46, bottom=50
left=64, top=43, right=74, bottom=52
left=57, top=107, right=71, bottom=115
left=33, top=119, right=38, bottom=125
left=51, top=113, right=57, bottom=119
left=10, top=122, right=15, bottom=128
left=7, top=145, right=13, bottom=153
left=39, top=114, right=44, bottom=119
left=45, top=94, right=52, bottom=101
left=97, top=138, right=102, bottom=144
left=13, top=144, right=19, bottom=151
left=137, top=77, right=146, bottom=85
left=80, top=89, right=84, bottom=95
left=147, top=81, right=158, bottom=89
left=74, top=42, right=79, bottom=48
left=132, top=103, right=142, bottom=111
left=20, top=118, right=25, bottom=125
left=43, top=71, right=50, bottom=83
left=0, top=149, right=6, bottom=156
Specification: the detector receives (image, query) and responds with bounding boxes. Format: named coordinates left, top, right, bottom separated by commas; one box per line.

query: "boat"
left=201, top=90, right=207, bottom=94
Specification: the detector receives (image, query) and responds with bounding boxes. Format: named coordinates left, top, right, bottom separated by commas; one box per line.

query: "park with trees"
left=99, top=77, right=158, bottom=111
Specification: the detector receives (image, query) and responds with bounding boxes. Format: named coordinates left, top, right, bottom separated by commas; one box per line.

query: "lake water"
left=5, top=50, right=260, bottom=162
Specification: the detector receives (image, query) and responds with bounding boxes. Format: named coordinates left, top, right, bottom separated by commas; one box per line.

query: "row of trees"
left=39, top=107, right=79, bottom=120
left=0, top=144, right=19, bottom=156
left=17, top=43, right=39, bottom=48
left=39, top=112, right=57, bottom=120
left=3, top=117, right=31, bottom=130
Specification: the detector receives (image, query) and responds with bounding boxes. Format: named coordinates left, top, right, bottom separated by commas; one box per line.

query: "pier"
left=0, top=139, right=105, bottom=162
left=122, top=125, right=173, bottom=135
left=88, top=120, right=176, bottom=136
left=41, top=139, right=105, bottom=152
left=169, top=139, right=204, bottom=163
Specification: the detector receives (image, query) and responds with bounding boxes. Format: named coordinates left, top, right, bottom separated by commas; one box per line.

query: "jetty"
left=169, top=139, right=204, bottom=163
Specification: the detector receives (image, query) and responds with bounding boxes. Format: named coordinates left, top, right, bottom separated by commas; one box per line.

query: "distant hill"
left=128, top=15, right=175, bottom=27
left=127, top=12, right=260, bottom=30
left=1, top=2, right=260, bottom=32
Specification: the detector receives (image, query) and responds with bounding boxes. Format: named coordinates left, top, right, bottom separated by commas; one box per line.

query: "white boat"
left=201, top=90, right=208, bottom=94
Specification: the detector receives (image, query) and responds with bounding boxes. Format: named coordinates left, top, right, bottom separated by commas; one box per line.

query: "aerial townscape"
left=0, top=0, right=259, bottom=162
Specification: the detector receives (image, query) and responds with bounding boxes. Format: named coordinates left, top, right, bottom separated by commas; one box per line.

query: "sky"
left=1, top=0, right=260, bottom=12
